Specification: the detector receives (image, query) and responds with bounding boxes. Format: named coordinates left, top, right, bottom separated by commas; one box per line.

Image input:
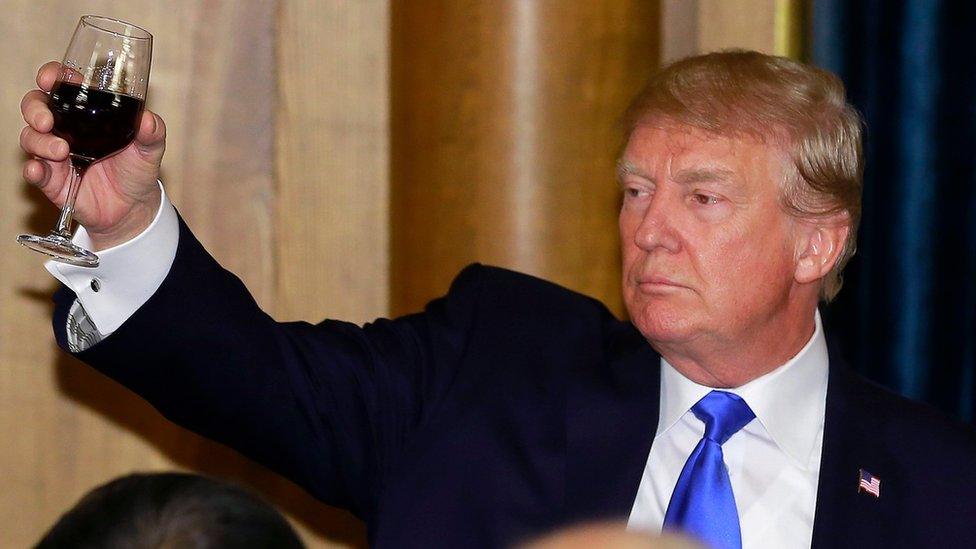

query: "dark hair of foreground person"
left=34, top=472, right=304, bottom=549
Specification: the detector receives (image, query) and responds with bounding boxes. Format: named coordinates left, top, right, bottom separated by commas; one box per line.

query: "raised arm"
left=54, top=222, right=484, bottom=517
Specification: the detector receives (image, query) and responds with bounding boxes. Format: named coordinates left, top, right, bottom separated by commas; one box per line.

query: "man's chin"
left=628, top=303, right=702, bottom=346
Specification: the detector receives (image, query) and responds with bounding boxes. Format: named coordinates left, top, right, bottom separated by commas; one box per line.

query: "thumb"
left=134, top=110, right=166, bottom=155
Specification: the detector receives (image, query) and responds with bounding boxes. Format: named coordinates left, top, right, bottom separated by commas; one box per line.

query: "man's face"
left=619, top=123, right=801, bottom=351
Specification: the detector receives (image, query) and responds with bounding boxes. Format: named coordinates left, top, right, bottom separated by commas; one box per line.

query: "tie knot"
left=691, top=391, right=755, bottom=445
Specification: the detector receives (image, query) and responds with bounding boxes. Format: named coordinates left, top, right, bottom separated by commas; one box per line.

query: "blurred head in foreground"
left=519, top=522, right=702, bottom=549
left=35, top=472, right=304, bottom=549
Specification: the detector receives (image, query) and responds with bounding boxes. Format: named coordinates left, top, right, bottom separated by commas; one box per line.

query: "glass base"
left=17, top=233, right=99, bottom=267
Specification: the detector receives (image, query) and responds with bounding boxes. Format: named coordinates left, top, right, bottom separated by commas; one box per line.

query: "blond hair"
left=623, top=50, right=863, bottom=301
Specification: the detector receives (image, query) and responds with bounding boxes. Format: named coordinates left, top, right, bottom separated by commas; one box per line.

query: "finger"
left=21, top=90, right=53, bottom=132
left=36, top=61, right=61, bottom=92
left=23, top=158, right=53, bottom=189
left=134, top=110, right=166, bottom=151
left=23, top=159, right=65, bottom=206
left=20, top=125, right=68, bottom=161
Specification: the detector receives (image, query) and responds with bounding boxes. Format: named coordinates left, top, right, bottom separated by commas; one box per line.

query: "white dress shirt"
left=45, top=191, right=830, bottom=549
left=627, top=313, right=829, bottom=548
left=45, top=182, right=179, bottom=337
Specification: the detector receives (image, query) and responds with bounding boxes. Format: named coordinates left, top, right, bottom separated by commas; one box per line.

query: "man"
left=19, top=51, right=976, bottom=548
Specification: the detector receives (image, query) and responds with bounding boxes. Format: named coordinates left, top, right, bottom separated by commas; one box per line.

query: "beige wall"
left=1, top=1, right=386, bottom=546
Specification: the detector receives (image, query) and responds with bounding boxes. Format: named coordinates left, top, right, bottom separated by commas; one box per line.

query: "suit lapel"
left=566, top=323, right=661, bottom=523
left=811, top=342, right=892, bottom=548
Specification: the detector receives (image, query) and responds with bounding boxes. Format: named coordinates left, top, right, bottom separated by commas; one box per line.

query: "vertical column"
left=391, top=0, right=660, bottom=316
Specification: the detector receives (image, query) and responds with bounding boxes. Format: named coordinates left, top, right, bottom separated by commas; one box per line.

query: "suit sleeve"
left=52, top=215, right=485, bottom=519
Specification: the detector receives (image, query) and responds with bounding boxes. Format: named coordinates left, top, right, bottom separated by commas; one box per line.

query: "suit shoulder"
left=844, top=370, right=976, bottom=460
left=449, top=263, right=617, bottom=320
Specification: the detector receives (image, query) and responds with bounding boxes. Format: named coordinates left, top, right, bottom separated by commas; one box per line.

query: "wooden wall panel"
left=1, top=1, right=383, bottom=547
left=391, top=0, right=660, bottom=317
left=661, top=0, right=804, bottom=63
left=275, top=1, right=390, bottom=325
left=697, top=0, right=778, bottom=54
left=167, top=1, right=277, bottom=308
left=661, top=0, right=701, bottom=63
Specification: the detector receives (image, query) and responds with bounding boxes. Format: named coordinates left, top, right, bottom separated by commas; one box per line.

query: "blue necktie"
left=663, top=391, right=755, bottom=549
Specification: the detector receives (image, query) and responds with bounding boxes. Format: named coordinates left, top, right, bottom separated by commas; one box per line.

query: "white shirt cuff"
left=45, top=181, right=179, bottom=336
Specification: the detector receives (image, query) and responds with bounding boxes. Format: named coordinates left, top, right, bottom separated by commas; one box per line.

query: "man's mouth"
left=636, top=275, right=688, bottom=291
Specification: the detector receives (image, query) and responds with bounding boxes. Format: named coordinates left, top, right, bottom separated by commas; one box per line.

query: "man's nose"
left=634, top=191, right=681, bottom=253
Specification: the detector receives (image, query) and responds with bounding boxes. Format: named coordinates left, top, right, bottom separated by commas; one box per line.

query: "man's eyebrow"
left=671, top=167, right=736, bottom=185
left=616, top=161, right=736, bottom=187
left=616, top=159, right=653, bottom=184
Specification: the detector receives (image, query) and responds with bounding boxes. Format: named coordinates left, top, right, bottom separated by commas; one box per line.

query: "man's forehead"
left=620, top=123, right=786, bottom=182
left=626, top=123, right=750, bottom=156
left=628, top=116, right=783, bottom=147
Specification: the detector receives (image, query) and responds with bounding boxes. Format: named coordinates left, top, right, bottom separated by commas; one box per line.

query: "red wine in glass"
left=17, top=15, right=152, bottom=267
left=49, top=82, right=145, bottom=168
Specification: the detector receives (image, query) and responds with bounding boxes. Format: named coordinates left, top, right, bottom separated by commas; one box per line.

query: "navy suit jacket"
left=55, top=217, right=976, bottom=548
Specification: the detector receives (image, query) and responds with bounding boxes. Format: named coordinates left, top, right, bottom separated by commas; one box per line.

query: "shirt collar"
left=657, top=311, right=830, bottom=469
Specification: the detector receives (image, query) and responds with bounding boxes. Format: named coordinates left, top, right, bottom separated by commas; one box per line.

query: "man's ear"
left=794, top=213, right=850, bottom=285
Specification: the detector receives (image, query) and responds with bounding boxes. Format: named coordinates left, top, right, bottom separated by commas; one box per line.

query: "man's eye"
left=625, top=187, right=644, bottom=198
left=693, top=194, right=718, bottom=205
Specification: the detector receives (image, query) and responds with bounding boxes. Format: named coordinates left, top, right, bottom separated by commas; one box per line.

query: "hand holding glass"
left=18, top=15, right=152, bottom=267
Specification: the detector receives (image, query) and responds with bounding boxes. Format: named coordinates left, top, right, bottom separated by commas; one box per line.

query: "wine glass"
left=17, top=15, right=152, bottom=267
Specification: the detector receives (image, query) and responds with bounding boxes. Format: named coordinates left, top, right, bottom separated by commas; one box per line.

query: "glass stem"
left=53, top=160, right=87, bottom=239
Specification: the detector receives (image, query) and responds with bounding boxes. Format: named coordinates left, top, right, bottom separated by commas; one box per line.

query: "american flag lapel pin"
left=858, top=468, right=881, bottom=498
